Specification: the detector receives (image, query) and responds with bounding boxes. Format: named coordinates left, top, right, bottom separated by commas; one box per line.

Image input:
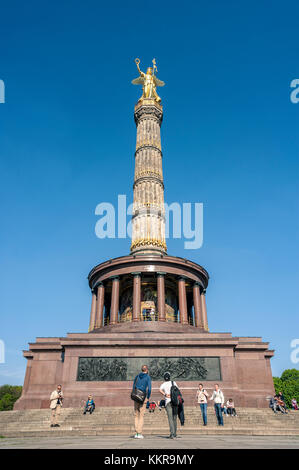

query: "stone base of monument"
left=1, top=407, right=299, bottom=438
left=15, top=322, right=274, bottom=410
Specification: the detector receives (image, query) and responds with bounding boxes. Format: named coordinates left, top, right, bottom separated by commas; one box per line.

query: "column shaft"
left=200, top=290, right=209, bottom=331
left=157, top=273, right=166, bottom=321
left=110, top=277, right=120, bottom=325
left=178, top=278, right=188, bottom=325
left=89, top=290, right=97, bottom=332
left=193, top=283, right=204, bottom=328
left=95, top=284, right=105, bottom=329
left=132, top=273, right=141, bottom=322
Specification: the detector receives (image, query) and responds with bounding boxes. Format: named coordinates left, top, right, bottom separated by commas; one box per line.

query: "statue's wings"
left=154, top=76, right=165, bottom=87
left=131, top=76, right=144, bottom=85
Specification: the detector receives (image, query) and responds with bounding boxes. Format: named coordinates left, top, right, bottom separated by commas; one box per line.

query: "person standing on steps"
left=160, top=372, right=180, bottom=439
left=210, top=384, right=224, bottom=426
left=50, top=384, right=64, bottom=428
left=131, top=365, right=152, bottom=439
left=196, top=383, right=209, bottom=426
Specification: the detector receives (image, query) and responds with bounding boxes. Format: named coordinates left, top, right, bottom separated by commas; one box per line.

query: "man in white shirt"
left=159, top=372, right=178, bottom=439
left=50, top=384, right=64, bottom=428
left=210, top=383, right=224, bottom=426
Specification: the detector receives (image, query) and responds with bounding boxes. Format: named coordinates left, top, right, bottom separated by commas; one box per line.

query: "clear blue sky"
left=0, top=0, right=298, bottom=385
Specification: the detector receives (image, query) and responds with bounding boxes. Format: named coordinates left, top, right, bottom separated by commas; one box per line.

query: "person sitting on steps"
left=226, top=398, right=237, bottom=417
left=83, top=395, right=95, bottom=414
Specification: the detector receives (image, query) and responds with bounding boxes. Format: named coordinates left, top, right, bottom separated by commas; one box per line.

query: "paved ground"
left=0, top=435, right=298, bottom=449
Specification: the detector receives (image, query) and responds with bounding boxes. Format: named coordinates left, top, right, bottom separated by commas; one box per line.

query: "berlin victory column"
left=15, top=59, right=275, bottom=410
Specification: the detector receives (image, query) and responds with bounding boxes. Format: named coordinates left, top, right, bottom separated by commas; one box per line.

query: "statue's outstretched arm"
left=135, top=58, right=145, bottom=77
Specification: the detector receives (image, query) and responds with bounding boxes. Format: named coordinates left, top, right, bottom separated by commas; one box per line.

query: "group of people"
left=131, top=365, right=237, bottom=438
left=132, top=365, right=183, bottom=439
left=50, top=371, right=297, bottom=436
left=269, top=392, right=294, bottom=414
left=146, top=400, right=165, bottom=412
left=195, top=383, right=237, bottom=426
left=49, top=370, right=235, bottom=436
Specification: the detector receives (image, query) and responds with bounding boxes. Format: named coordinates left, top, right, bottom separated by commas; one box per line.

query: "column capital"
left=193, top=282, right=201, bottom=287
left=110, top=275, right=120, bottom=281
left=157, top=271, right=166, bottom=277
left=131, top=272, right=141, bottom=277
left=202, top=289, right=207, bottom=295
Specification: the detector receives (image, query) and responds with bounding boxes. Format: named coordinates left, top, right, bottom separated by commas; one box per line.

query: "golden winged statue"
left=132, top=58, right=165, bottom=103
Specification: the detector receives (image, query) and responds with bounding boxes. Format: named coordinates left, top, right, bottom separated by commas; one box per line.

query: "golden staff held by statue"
left=132, top=58, right=165, bottom=103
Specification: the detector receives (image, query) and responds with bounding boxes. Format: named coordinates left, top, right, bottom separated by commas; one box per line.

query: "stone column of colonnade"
left=131, top=99, right=167, bottom=255
left=89, top=284, right=105, bottom=331
left=95, top=283, right=105, bottom=328
left=200, top=289, right=209, bottom=331
left=132, top=272, right=141, bottom=321
left=88, top=290, right=97, bottom=332
left=193, top=282, right=209, bottom=330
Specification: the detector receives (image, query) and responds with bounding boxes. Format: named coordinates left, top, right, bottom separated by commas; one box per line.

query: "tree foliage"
left=0, top=385, right=22, bottom=411
left=273, top=369, right=299, bottom=408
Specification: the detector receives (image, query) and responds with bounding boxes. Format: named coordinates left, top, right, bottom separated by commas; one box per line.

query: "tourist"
left=158, top=398, right=166, bottom=411
left=269, top=395, right=278, bottom=413
left=160, top=372, right=180, bottom=439
left=196, top=383, right=209, bottom=426
left=291, top=398, right=298, bottom=410
left=149, top=401, right=157, bottom=413
left=178, top=394, right=185, bottom=427
left=226, top=398, right=237, bottom=417
left=278, top=391, right=285, bottom=402
left=278, top=392, right=288, bottom=412
left=210, top=384, right=225, bottom=426
left=83, top=395, right=95, bottom=414
left=276, top=395, right=288, bottom=414
left=132, top=365, right=152, bottom=439
left=50, top=384, right=64, bottom=428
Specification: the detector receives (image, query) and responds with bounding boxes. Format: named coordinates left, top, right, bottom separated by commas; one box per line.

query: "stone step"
left=1, top=407, right=298, bottom=437
left=2, top=421, right=298, bottom=429
left=2, top=428, right=299, bottom=438
left=2, top=422, right=298, bottom=431
left=6, top=412, right=278, bottom=417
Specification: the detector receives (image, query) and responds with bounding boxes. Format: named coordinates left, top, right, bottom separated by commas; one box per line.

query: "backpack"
left=131, top=375, right=146, bottom=404
left=170, top=381, right=184, bottom=407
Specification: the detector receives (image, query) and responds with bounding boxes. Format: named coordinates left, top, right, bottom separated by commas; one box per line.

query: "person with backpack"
left=159, top=372, right=181, bottom=439
left=131, top=365, right=152, bottom=439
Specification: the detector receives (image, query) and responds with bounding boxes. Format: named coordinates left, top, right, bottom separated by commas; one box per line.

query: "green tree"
left=281, top=369, right=299, bottom=383
left=0, top=394, right=15, bottom=411
left=0, top=385, right=22, bottom=411
left=273, top=376, right=283, bottom=393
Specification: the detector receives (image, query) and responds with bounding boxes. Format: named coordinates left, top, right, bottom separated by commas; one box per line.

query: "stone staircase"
left=0, top=407, right=299, bottom=437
